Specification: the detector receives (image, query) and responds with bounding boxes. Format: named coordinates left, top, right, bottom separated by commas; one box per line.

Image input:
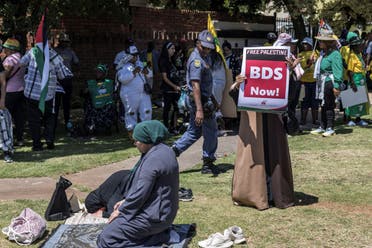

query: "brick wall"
left=53, top=7, right=273, bottom=105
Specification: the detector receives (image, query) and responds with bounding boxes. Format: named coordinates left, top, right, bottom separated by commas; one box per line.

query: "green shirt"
left=87, top=79, right=114, bottom=108
left=320, top=50, right=343, bottom=89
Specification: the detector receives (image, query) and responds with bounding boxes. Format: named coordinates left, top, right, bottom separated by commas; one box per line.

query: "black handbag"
left=44, top=176, right=72, bottom=221
left=144, top=83, right=152, bottom=95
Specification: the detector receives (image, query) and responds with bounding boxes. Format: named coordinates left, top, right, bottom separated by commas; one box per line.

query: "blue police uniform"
left=173, top=47, right=218, bottom=163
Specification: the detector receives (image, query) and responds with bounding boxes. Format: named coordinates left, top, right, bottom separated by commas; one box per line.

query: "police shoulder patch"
left=194, top=59, right=201, bottom=67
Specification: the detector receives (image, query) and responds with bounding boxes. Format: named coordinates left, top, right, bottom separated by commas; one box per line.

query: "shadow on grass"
left=334, top=127, right=353, bottom=135
left=180, top=163, right=234, bottom=175
left=294, top=192, right=319, bottom=206
left=13, top=133, right=136, bottom=163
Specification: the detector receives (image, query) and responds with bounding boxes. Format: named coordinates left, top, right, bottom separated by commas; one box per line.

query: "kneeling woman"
left=97, top=120, right=179, bottom=247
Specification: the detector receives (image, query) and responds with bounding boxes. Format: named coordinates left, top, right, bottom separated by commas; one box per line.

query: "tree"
left=0, top=0, right=131, bottom=38
left=265, top=0, right=371, bottom=39
left=147, top=0, right=263, bottom=15
left=314, top=0, right=372, bottom=32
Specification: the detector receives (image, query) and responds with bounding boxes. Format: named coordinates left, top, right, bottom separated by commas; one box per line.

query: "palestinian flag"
left=207, top=14, right=227, bottom=68
left=33, top=13, right=50, bottom=113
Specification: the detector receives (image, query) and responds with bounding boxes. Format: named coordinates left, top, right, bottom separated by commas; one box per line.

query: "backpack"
left=44, top=176, right=72, bottom=221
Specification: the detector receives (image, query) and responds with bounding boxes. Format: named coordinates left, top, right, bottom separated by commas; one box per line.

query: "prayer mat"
left=40, top=224, right=104, bottom=248
left=41, top=223, right=195, bottom=248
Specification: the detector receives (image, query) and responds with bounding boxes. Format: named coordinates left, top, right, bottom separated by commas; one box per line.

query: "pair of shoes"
left=46, top=142, right=55, bottom=150
left=217, top=130, right=228, bottom=137
left=198, top=232, right=233, bottom=248
left=357, top=120, right=368, bottom=127
left=179, top=188, right=193, bottom=202
left=171, top=145, right=180, bottom=157
left=201, top=163, right=220, bottom=175
left=347, top=120, right=356, bottom=126
left=322, top=128, right=335, bottom=137
left=310, top=127, right=325, bottom=134
left=4, top=152, right=13, bottom=163
left=223, top=226, right=246, bottom=244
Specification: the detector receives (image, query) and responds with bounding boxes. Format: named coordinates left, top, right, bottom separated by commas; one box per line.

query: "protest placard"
left=340, top=86, right=369, bottom=108
left=237, top=46, right=290, bottom=113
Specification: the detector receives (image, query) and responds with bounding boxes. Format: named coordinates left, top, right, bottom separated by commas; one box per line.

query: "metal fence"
left=276, top=17, right=312, bottom=38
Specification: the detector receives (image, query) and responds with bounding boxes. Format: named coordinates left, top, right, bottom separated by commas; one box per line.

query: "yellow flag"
left=208, top=14, right=227, bottom=68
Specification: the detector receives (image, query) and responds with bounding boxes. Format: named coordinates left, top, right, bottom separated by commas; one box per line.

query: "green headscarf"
left=133, top=120, right=169, bottom=144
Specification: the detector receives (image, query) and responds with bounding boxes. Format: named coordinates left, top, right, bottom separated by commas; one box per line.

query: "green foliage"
left=147, top=0, right=263, bottom=14
left=265, top=0, right=371, bottom=33
left=0, top=0, right=131, bottom=36
left=315, top=0, right=372, bottom=31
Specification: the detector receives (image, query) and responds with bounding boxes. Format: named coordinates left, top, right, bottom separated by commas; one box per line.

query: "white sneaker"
left=347, top=120, right=356, bottom=126
left=357, top=120, right=368, bottom=127
left=224, top=226, right=246, bottom=244
left=322, top=128, right=335, bottom=137
left=198, top=232, right=234, bottom=248
left=310, top=127, right=325, bottom=134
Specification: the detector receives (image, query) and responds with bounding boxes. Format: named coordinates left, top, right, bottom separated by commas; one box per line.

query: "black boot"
left=201, top=158, right=220, bottom=175
left=300, top=110, right=308, bottom=125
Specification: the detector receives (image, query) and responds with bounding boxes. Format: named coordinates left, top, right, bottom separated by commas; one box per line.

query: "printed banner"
left=237, top=46, right=290, bottom=113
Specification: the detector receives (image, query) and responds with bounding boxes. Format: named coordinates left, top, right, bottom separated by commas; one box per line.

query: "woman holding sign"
left=344, top=32, right=369, bottom=126
left=229, top=73, right=295, bottom=210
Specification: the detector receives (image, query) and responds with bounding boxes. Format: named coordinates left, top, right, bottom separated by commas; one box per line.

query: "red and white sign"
left=238, top=46, right=290, bottom=112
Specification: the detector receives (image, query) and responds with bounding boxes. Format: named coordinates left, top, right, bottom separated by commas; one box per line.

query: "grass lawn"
left=0, top=106, right=179, bottom=178
left=0, top=116, right=372, bottom=247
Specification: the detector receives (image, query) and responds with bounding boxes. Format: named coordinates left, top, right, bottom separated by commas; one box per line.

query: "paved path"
left=0, top=135, right=237, bottom=201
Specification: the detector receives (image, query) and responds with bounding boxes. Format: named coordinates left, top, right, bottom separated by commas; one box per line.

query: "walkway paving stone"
left=0, top=135, right=237, bottom=201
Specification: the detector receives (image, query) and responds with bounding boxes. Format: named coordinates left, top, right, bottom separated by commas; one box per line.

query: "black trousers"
left=5, top=91, right=25, bottom=141
left=54, top=91, right=64, bottom=131
left=26, top=98, right=56, bottom=148
left=286, top=80, right=301, bottom=133
left=58, top=77, right=73, bottom=125
left=162, top=92, right=180, bottom=129
left=320, top=82, right=336, bottom=129
left=85, top=170, right=130, bottom=218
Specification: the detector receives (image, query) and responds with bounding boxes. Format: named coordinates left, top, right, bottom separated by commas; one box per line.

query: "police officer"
left=172, top=30, right=219, bottom=175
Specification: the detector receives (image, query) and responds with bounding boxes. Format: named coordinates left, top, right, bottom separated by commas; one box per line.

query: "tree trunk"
left=282, top=0, right=307, bottom=40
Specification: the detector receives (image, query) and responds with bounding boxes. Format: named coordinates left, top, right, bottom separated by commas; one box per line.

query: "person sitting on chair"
left=83, top=64, right=116, bottom=135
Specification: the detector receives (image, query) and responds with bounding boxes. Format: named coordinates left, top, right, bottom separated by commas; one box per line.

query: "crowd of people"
left=0, top=21, right=372, bottom=246
left=0, top=27, right=371, bottom=161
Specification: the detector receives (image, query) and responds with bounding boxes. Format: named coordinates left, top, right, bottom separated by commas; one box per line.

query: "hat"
left=267, top=32, right=277, bottom=40
left=315, top=28, right=337, bottom=40
left=301, top=37, right=313, bottom=47
left=3, top=38, right=20, bottom=51
left=278, top=33, right=298, bottom=44
left=198, top=30, right=215, bottom=49
left=59, top=33, right=71, bottom=42
left=273, top=33, right=298, bottom=46
left=346, top=32, right=363, bottom=46
left=127, top=45, right=139, bottom=55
